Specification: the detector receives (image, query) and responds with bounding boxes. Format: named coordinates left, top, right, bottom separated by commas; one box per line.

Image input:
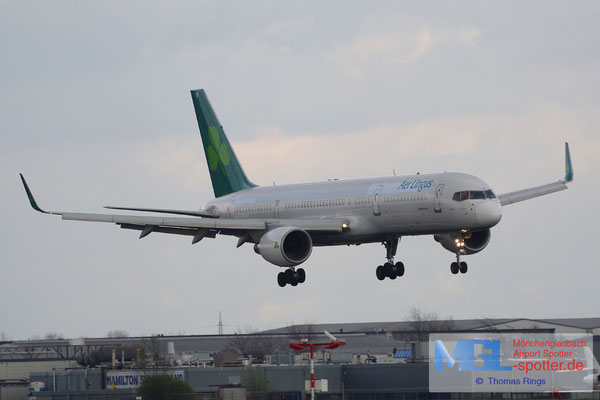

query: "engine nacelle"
left=434, top=229, right=491, bottom=255
left=254, top=227, right=313, bottom=267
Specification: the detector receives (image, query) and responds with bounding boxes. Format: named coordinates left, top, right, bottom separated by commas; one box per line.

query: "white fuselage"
left=204, top=172, right=502, bottom=245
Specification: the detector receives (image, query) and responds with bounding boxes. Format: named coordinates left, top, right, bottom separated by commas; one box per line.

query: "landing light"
left=342, top=223, right=349, bottom=231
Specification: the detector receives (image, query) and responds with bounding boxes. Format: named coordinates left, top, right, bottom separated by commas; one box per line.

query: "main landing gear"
left=376, top=238, right=405, bottom=281
left=277, top=267, right=306, bottom=287
left=450, top=253, right=468, bottom=275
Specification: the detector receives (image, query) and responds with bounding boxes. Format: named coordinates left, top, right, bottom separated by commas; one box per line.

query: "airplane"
left=20, top=89, right=574, bottom=287
left=582, top=346, right=600, bottom=389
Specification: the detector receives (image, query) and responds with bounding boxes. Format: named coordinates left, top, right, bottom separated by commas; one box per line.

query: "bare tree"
left=396, top=307, right=455, bottom=341
left=0, top=332, right=10, bottom=341
left=106, top=329, right=129, bottom=338
left=44, top=332, right=64, bottom=340
left=477, top=316, right=499, bottom=331
left=144, top=335, right=161, bottom=364
left=286, top=321, right=317, bottom=343
left=228, top=327, right=287, bottom=358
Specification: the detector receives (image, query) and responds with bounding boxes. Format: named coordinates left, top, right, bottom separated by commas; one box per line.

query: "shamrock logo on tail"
left=207, top=126, right=231, bottom=174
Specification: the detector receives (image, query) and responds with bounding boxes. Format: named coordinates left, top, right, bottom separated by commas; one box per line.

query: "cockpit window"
left=452, top=191, right=470, bottom=201
left=452, top=190, right=497, bottom=201
left=485, top=189, right=496, bottom=199
left=470, top=191, right=485, bottom=200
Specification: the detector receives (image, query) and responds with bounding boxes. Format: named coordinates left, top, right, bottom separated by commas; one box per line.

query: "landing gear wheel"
left=395, top=262, right=405, bottom=277
left=450, top=262, right=459, bottom=274
left=383, top=262, right=394, bottom=278
left=459, top=261, right=468, bottom=274
left=388, top=264, right=397, bottom=280
left=290, top=276, right=299, bottom=286
left=284, top=269, right=294, bottom=283
left=376, top=265, right=386, bottom=281
left=277, top=272, right=287, bottom=287
left=297, top=268, right=306, bottom=283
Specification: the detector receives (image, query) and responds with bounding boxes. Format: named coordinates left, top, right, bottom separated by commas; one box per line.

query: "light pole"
left=289, top=331, right=346, bottom=400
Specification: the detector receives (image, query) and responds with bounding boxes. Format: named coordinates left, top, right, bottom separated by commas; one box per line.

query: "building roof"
left=260, top=317, right=600, bottom=334
left=2, top=317, right=598, bottom=362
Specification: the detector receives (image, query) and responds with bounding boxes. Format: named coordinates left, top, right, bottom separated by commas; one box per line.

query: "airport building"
left=1, top=317, right=599, bottom=400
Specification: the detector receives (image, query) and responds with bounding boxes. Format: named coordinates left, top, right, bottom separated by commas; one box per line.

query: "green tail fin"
left=191, top=89, right=256, bottom=198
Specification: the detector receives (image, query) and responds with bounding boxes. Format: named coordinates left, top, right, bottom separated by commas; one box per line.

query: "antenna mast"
left=218, top=311, right=224, bottom=335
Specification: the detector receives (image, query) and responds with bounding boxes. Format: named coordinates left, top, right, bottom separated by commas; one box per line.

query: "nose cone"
left=583, top=374, right=600, bottom=388
left=476, top=201, right=502, bottom=227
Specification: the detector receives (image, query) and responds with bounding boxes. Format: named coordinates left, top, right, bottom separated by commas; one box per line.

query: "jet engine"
left=254, top=226, right=313, bottom=267
left=434, top=229, right=491, bottom=255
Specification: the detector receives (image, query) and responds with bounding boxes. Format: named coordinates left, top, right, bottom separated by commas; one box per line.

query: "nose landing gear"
left=277, top=267, right=306, bottom=287
left=451, top=253, right=468, bottom=275
left=449, top=233, right=469, bottom=275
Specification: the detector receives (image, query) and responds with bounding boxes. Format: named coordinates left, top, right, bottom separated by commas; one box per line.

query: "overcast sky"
left=1, top=1, right=598, bottom=340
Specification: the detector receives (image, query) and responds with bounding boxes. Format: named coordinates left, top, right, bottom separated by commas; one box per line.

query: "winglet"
left=19, top=174, right=56, bottom=214
left=563, top=142, right=573, bottom=182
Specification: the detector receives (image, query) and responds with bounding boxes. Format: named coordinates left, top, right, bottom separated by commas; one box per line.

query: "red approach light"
left=289, top=343, right=308, bottom=351
left=289, top=338, right=346, bottom=400
left=323, top=341, right=346, bottom=349
left=289, top=341, right=346, bottom=351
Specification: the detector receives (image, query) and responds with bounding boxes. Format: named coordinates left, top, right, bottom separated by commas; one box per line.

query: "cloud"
left=257, top=297, right=319, bottom=322
left=457, top=27, right=481, bottom=45
left=135, top=136, right=209, bottom=190
left=231, top=118, right=484, bottom=184
left=132, top=103, right=596, bottom=193
left=229, top=17, right=315, bottom=66
left=330, top=25, right=481, bottom=78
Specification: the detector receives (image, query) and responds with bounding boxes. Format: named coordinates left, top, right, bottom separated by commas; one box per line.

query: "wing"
left=104, top=206, right=219, bottom=218
left=20, top=174, right=348, bottom=245
left=498, top=142, right=573, bottom=206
